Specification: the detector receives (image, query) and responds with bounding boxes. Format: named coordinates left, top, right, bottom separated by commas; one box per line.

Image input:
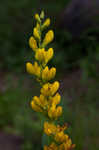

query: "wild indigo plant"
left=26, top=11, right=75, bottom=150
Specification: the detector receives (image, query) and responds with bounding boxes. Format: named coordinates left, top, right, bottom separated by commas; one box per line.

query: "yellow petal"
left=43, top=30, right=54, bottom=46
left=26, top=62, right=34, bottom=74
left=45, top=48, right=54, bottom=63
left=33, top=62, right=41, bottom=77
left=49, top=67, right=56, bottom=80
left=50, top=81, right=60, bottom=96
left=29, top=36, right=38, bottom=51
left=42, top=18, right=50, bottom=30
left=42, top=66, right=49, bottom=80
left=31, top=100, right=42, bottom=112
left=35, top=48, right=46, bottom=62
left=33, top=27, right=40, bottom=40
left=51, top=93, right=61, bottom=105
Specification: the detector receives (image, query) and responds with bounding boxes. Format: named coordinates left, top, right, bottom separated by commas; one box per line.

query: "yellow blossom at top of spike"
left=42, top=18, right=50, bottom=30
left=29, top=36, right=38, bottom=51
left=26, top=62, right=41, bottom=77
left=33, top=27, right=40, bottom=40
left=43, top=30, right=54, bottom=46
left=42, top=66, right=56, bottom=81
left=41, top=81, right=60, bottom=97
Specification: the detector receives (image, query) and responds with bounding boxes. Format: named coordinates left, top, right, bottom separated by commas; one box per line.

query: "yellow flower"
left=26, top=62, right=35, bottom=75
left=36, top=23, right=40, bottom=30
left=43, top=30, right=54, bottom=46
left=55, top=106, right=62, bottom=118
left=31, top=100, right=43, bottom=112
left=26, top=62, right=41, bottom=77
left=33, top=95, right=48, bottom=109
left=39, top=94, right=48, bottom=109
left=29, top=36, right=38, bottom=51
left=42, top=18, right=50, bottom=30
left=33, top=27, right=40, bottom=40
left=35, top=48, right=53, bottom=64
left=48, top=105, right=56, bottom=119
left=44, top=122, right=57, bottom=136
left=51, top=93, right=61, bottom=106
left=44, top=143, right=58, bottom=150
left=59, top=139, right=75, bottom=150
left=41, top=81, right=60, bottom=97
left=50, top=81, right=60, bottom=96
left=54, top=132, right=68, bottom=143
left=46, top=48, right=54, bottom=63
left=35, top=48, right=46, bottom=63
left=48, top=105, right=62, bottom=119
left=35, top=13, right=41, bottom=23
left=42, top=66, right=56, bottom=81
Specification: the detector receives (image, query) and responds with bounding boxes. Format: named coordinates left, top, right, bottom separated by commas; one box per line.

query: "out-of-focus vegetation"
left=0, top=0, right=99, bottom=150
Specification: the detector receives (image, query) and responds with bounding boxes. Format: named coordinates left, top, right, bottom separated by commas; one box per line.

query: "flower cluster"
left=26, top=11, right=75, bottom=150
left=44, top=122, right=75, bottom=150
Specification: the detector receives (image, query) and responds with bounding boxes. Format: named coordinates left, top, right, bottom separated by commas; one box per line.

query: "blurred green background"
left=0, top=0, right=99, bottom=150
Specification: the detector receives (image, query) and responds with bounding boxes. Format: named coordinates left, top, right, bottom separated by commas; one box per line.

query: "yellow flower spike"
left=29, top=36, right=38, bottom=51
left=42, top=18, right=50, bottom=30
left=43, top=30, right=54, bottom=46
left=26, top=62, right=35, bottom=75
left=33, top=27, right=40, bottom=40
left=31, top=100, right=43, bottom=112
left=27, top=11, right=75, bottom=150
